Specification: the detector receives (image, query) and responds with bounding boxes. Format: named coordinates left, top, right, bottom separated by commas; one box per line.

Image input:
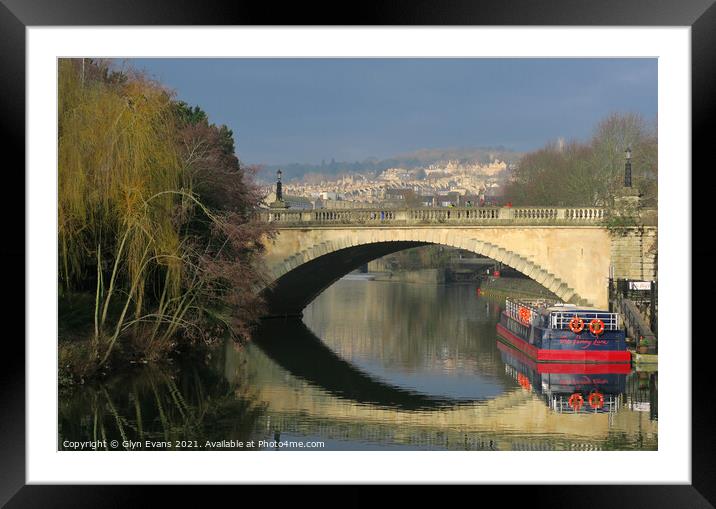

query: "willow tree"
left=59, top=61, right=272, bottom=373
left=59, top=59, right=189, bottom=363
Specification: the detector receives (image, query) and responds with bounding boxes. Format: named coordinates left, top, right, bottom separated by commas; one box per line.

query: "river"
left=59, top=278, right=657, bottom=451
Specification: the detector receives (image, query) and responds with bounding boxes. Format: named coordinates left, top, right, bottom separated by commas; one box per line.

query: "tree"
left=58, top=59, right=273, bottom=373
left=175, top=103, right=272, bottom=341
left=588, top=112, right=657, bottom=207
left=59, top=58, right=189, bottom=363
left=503, top=113, right=657, bottom=208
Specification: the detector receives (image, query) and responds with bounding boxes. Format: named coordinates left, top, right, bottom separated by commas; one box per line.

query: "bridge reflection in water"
left=59, top=280, right=657, bottom=451
left=220, top=281, right=657, bottom=451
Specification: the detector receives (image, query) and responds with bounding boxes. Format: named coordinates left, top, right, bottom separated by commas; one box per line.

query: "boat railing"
left=550, top=311, right=620, bottom=331
left=505, top=299, right=537, bottom=325
left=551, top=393, right=622, bottom=414
left=505, top=298, right=554, bottom=325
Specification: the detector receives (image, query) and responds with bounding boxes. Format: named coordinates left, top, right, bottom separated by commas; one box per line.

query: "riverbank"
left=58, top=290, right=229, bottom=387
left=630, top=349, right=658, bottom=368
left=478, top=276, right=557, bottom=300
left=351, top=271, right=558, bottom=296
left=371, top=268, right=446, bottom=284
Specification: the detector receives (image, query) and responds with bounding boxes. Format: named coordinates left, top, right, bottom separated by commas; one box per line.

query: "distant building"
left=319, top=191, right=338, bottom=201
left=418, top=195, right=435, bottom=207
left=316, top=199, right=375, bottom=209
left=434, top=193, right=458, bottom=207
left=262, top=191, right=314, bottom=209
left=384, top=188, right=410, bottom=201
left=379, top=168, right=411, bottom=182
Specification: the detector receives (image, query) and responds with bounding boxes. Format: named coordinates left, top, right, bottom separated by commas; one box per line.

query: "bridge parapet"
left=254, top=206, right=608, bottom=226
left=256, top=206, right=655, bottom=311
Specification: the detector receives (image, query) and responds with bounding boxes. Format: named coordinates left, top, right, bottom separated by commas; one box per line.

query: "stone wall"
left=262, top=226, right=614, bottom=308
left=610, top=227, right=657, bottom=281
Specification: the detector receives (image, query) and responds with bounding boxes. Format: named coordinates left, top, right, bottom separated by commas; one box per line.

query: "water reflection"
left=59, top=279, right=658, bottom=451
left=498, top=341, right=629, bottom=414
left=58, top=355, right=266, bottom=450
left=254, top=318, right=486, bottom=410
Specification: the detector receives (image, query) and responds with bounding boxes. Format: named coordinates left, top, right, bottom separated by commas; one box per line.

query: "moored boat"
left=496, top=297, right=631, bottom=364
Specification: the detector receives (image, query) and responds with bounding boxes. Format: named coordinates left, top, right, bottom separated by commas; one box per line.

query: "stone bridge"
left=255, top=206, right=657, bottom=316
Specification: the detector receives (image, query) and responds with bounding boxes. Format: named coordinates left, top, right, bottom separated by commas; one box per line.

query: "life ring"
left=568, top=316, right=585, bottom=334
left=588, top=391, right=604, bottom=409
left=517, top=373, right=531, bottom=390
left=589, top=319, right=605, bottom=336
left=519, top=307, right=531, bottom=324
left=568, top=393, right=584, bottom=410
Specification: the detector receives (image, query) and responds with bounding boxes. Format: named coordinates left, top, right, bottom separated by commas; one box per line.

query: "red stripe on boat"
left=495, top=341, right=632, bottom=374
left=496, top=322, right=631, bottom=364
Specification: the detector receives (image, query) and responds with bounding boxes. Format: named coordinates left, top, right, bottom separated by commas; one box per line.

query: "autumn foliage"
left=58, top=59, right=271, bottom=374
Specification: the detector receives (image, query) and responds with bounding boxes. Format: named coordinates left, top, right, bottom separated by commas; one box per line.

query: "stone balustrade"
left=253, top=206, right=610, bottom=226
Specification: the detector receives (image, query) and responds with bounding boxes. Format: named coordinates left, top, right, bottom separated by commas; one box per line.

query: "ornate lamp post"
left=269, top=169, right=288, bottom=209
left=614, top=145, right=641, bottom=214
left=276, top=169, right=283, bottom=201
left=624, top=147, right=632, bottom=188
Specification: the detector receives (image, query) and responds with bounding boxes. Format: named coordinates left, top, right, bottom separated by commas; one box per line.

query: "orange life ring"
left=588, top=391, right=604, bottom=409
left=519, top=307, right=531, bottom=324
left=568, top=393, right=584, bottom=410
left=568, top=316, right=585, bottom=334
left=589, top=319, right=605, bottom=336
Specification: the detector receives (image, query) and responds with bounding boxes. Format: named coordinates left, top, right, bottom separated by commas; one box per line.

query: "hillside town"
left=262, top=158, right=515, bottom=209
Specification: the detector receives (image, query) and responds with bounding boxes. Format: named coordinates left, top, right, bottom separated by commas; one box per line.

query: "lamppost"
left=269, top=169, right=287, bottom=209
left=276, top=169, right=283, bottom=202
left=624, top=146, right=632, bottom=188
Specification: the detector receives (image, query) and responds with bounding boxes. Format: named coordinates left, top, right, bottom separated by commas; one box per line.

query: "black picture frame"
left=2, top=0, right=706, bottom=505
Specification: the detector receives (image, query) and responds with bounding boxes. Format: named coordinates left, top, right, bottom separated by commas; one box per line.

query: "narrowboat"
left=496, top=298, right=631, bottom=364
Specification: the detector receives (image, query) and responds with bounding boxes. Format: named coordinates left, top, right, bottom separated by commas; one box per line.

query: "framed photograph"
left=4, top=0, right=708, bottom=504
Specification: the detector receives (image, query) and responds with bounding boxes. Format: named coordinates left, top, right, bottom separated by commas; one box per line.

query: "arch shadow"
left=261, top=238, right=581, bottom=317
left=262, top=241, right=428, bottom=316
left=253, top=317, right=505, bottom=411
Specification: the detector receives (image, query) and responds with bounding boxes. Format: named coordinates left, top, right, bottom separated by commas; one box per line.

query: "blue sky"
left=129, top=58, right=657, bottom=165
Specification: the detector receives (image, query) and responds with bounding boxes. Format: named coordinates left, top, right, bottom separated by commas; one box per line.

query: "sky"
left=128, top=58, right=657, bottom=166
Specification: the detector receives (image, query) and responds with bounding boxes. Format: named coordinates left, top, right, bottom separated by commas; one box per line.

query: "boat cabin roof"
left=506, top=298, right=605, bottom=315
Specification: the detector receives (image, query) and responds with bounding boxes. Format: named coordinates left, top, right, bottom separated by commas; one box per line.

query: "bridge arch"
left=261, top=228, right=592, bottom=317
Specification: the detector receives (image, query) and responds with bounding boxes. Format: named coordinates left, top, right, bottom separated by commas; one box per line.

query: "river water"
left=59, top=278, right=657, bottom=451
